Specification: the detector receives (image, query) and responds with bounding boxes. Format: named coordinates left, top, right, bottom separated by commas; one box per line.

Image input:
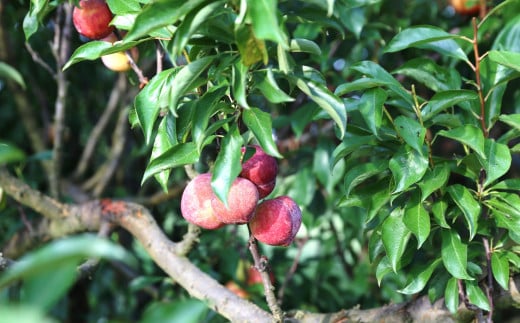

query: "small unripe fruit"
left=211, top=177, right=259, bottom=224
left=450, top=0, right=480, bottom=15
left=250, top=196, right=302, bottom=246
left=240, top=145, right=278, bottom=198
left=225, top=281, right=249, bottom=299
left=180, top=173, right=225, bottom=230
left=100, top=33, right=139, bottom=72
left=72, top=0, right=114, bottom=40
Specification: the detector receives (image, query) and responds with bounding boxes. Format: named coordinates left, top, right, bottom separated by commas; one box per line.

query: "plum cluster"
left=181, top=145, right=302, bottom=246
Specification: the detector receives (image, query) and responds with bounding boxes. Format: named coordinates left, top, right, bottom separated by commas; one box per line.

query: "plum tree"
left=211, top=177, right=259, bottom=224
left=72, top=0, right=114, bottom=40
left=100, top=33, right=138, bottom=72
left=240, top=145, right=278, bottom=198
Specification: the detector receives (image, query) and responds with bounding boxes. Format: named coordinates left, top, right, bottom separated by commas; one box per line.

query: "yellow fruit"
left=450, top=0, right=481, bottom=15
left=100, top=32, right=138, bottom=72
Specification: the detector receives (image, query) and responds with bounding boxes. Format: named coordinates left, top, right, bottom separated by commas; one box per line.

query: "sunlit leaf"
left=242, top=107, right=282, bottom=158
left=441, top=229, right=473, bottom=280
left=0, top=62, right=26, bottom=89
left=247, top=0, right=287, bottom=46
left=418, top=163, right=450, bottom=202
left=403, top=196, right=430, bottom=248
left=399, top=259, right=441, bottom=294
left=389, top=145, right=429, bottom=194
left=447, top=184, right=480, bottom=240
left=466, top=281, right=491, bottom=311
left=491, top=252, right=510, bottom=291
left=382, top=208, right=411, bottom=272
left=477, top=139, right=511, bottom=187
left=142, top=143, right=200, bottom=184
left=358, top=88, right=386, bottom=137
left=444, top=277, right=459, bottom=313
left=394, top=116, right=426, bottom=154
left=438, top=125, right=485, bottom=160
left=392, top=58, right=461, bottom=92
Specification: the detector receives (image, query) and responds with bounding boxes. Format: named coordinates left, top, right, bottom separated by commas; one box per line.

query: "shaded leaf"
left=289, top=38, right=321, bottom=55
left=392, top=58, right=461, bottom=92
left=491, top=252, right=510, bottom=291
left=447, top=184, right=480, bottom=240
left=192, top=85, right=228, bottom=152
left=247, top=0, right=287, bottom=46
left=488, top=50, right=520, bottom=73
left=418, top=163, right=450, bottom=201
left=394, top=116, right=426, bottom=154
left=253, top=69, right=294, bottom=103
left=477, top=139, right=511, bottom=187
left=422, top=90, right=479, bottom=121
left=466, top=281, right=491, bottom=311
left=0, top=142, right=26, bottom=165
left=344, top=159, right=388, bottom=197
left=441, top=229, right=473, bottom=280
left=382, top=208, right=411, bottom=272
left=389, top=145, right=429, bottom=194
left=235, top=22, right=268, bottom=66
left=403, top=196, right=430, bottom=248
left=438, top=125, right=485, bottom=160
left=445, top=277, right=459, bottom=313
left=0, top=62, right=26, bottom=89
left=399, top=259, right=441, bottom=294
left=142, top=143, right=200, bottom=184
left=242, top=107, right=282, bottom=158
left=358, top=88, right=386, bottom=136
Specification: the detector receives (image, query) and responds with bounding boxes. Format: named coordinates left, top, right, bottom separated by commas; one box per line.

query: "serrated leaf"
left=253, top=69, right=294, bottom=103
left=235, top=22, right=268, bottom=66
left=422, top=90, right=479, bottom=121
left=349, top=61, right=413, bottom=107
left=384, top=26, right=468, bottom=62
left=125, top=0, right=207, bottom=41
left=358, top=88, right=386, bottom=136
left=438, top=125, right=485, bottom=160
left=247, top=0, right=287, bottom=46
left=63, top=40, right=143, bottom=70
left=382, top=208, right=411, bottom=272
left=389, top=145, right=429, bottom=194
left=491, top=252, right=510, bottom=291
left=134, top=69, right=175, bottom=144
left=0, top=62, right=26, bottom=89
left=447, top=184, right=480, bottom=240
left=295, top=78, right=347, bottom=138
left=142, top=143, right=199, bottom=184
left=418, top=163, right=450, bottom=202
left=343, top=160, right=388, bottom=197
left=394, top=116, right=426, bottom=154
left=392, top=57, right=461, bottom=92
left=441, top=229, right=473, bottom=280
left=242, top=107, right=282, bottom=158
left=170, top=1, right=225, bottom=56
left=192, top=85, right=228, bottom=152
left=466, top=281, right=491, bottom=311
left=488, top=50, right=520, bottom=73
left=403, top=197, right=430, bottom=248
left=445, top=277, right=459, bottom=313
left=211, top=125, right=244, bottom=205
left=289, top=38, right=321, bottom=55
left=168, top=56, right=215, bottom=115
left=477, top=139, right=511, bottom=187
left=399, top=259, right=441, bottom=294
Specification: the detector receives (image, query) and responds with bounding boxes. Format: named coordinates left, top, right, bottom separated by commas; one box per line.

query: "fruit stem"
left=248, top=234, right=284, bottom=322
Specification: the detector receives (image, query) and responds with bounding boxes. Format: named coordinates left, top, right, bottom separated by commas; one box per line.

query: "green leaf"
left=418, top=163, right=450, bottom=202
left=382, top=208, right=411, bottom=272
left=295, top=78, right=347, bottom=139
left=170, top=1, right=225, bottom=56
left=491, top=252, right=510, bottom=291
left=151, top=116, right=177, bottom=191
left=253, top=69, right=294, bottom=103
left=384, top=26, right=468, bottom=62
left=399, top=259, right=441, bottom=294
left=421, top=90, right=479, bottom=121
left=141, top=299, right=209, bottom=323
left=235, top=22, right=268, bottom=66
left=403, top=196, right=430, bottom=248
left=488, top=50, right=520, bottom=73
left=0, top=234, right=135, bottom=290
left=0, top=305, right=56, bottom=323
left=499, top=114, right=520, bottom=131
left=466, top=281, right=491, bottom=311
left=447, top=184, right=481, bottom=240
left=375, top=256, right=393, bottom=286
left=490, top=178, right=520, bottom=191
left=232, top=60, right=250, bottom=108
left=242, top=107, right=282, bottom=158
left=349, top=61, right=413, bottom=107
left=394, top=116, right=426, bottom=154
left=477, top=139, right=511, bottom=187
left=142, top=143, right=200, bottom=184
left=289, top=38, right=321, bottom=56
left=331, top=134, right=376, bottom=167
left=63, top=40, right=143, bottom=70
left=0, top=62, right=26, bottom=89
left=392, top=58, right=461, bottom=92
left=22, top=0, right=51, bottom=40
left=358, top=88, right=386, bottom=136
left=168, top=56, right=215, bottom=115
left=125, top=0, right=207, bottom=41
left=438, top=125, right=485, bottom=160
left=211, top=125, right=244, bottom=205
left=343, top=159, right=388, bottom=197
left=247, top=0, right=287, bottom=46
left=192, top=85, right=228, bottom=152
left=389, top=145, right=429, bottom=194
left=432, top=199, right=450, bottom=229
left=134, top=69, right=175, bottom=144
left=0, top=142, right=26, bottom=165
left=444, top=277, right=459, bottom=313
left=441, top=229, right=473, bottom=280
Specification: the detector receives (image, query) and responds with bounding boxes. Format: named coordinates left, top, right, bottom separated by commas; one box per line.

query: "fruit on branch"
left=180, top=173, right=225, bottom=230
left=450, top=0, right=481, bottom=15
left=211, top=178, right=259, bottom=224
left=250, top=196, right=302, bottom=246
left=72, top=0, right=114, bottom=40
left=225, top=281, right=250, bottom=299
left=100, top=33, right=139, bottom=72
left=247, top=266, right=275, bottom=286
left=240, top=145, right=278, bottom=198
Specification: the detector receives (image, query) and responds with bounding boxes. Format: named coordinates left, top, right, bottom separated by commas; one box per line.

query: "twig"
left=77, top=221, right=114, bottom=278
left=329, top=219, right=354, bottom=279
left=472, top=17, right=488, bottom=138
left=277, top=237, right=307, bottom=305
left=74, top=73, right=128, bottom=179
left=248, top=234, right=284, bottom=322
left=483, top=237, right=494, bottom=322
